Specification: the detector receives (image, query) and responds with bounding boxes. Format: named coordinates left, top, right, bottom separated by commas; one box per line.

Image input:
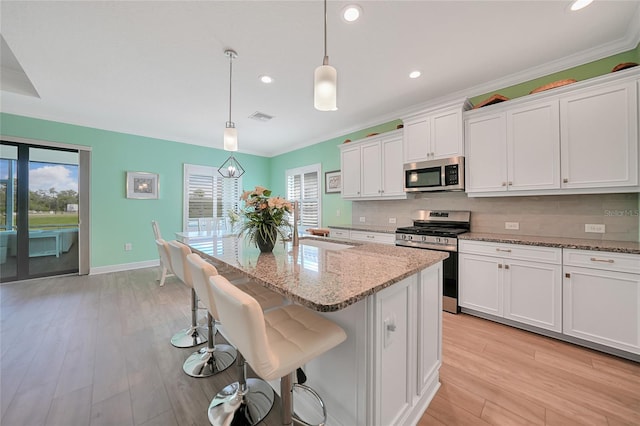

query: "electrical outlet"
left=585, top=224, right=605, bottom=233
left=359, top=216, right=366, bottom=223
left=505, top=222, right=519, bottom=230
left=388, top=217, right=397, bottom=224
left=336, top=209, right=341, bottom=217
left=124, top=243, right=132, bottom=251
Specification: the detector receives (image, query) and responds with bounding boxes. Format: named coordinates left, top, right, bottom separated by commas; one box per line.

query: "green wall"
left=0, top=113, right=270, bottom=268
left=1, top=42, right=637, bottom=269
left=469, top=43, right=640, bottom=106
left=269, top=120, right=402, bottom=227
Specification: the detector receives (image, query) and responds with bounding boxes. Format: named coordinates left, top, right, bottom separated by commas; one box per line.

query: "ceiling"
left=1, top=1, right=639, bottom=157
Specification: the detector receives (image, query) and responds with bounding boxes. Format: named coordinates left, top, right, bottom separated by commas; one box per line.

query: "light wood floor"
left=1, top=268, right=638, bottom=426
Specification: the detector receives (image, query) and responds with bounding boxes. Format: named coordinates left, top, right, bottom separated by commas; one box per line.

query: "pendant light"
left=218, top=49, right=245, bottom=178
left=314, top=0, right=338, bottom=111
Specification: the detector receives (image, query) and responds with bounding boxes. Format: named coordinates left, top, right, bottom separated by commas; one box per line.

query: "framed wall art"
left=126, top=171, right=159, bottom=199
left=325, top=170, right=341, bottom=194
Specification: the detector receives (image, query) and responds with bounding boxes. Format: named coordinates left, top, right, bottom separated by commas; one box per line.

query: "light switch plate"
left=388, top=217, right=396, bottom=224
left=505, top=222, right=519, bottom=230
left=585, top=224, right=605, bottom=233
left=359, top=216, right=365, bottom=223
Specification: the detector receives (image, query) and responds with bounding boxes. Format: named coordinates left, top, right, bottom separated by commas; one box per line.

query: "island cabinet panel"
left=373, top=277, right=414, bottom=426
left=308, top=263, right=444, bottom=426
left=563, top=249, right=640, bottom=355
left=416, top=265, right=442, bottom=397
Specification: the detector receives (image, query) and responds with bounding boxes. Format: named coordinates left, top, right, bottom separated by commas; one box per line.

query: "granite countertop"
left=188, top=236, right=448, bottom=312
left=328, top=224, right=399, bottom=234
left=459, top=233, right=640, bottom=255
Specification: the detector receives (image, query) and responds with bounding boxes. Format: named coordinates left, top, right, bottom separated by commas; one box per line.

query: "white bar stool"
left=182, top=254, right=237, bottom=378
left=208, top=275, right=347, bottom=426
left=167, top=240, right=208, bottom=348
left=154, top=238, right=174, bottom=287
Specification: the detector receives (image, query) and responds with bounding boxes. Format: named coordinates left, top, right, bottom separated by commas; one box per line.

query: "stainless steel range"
left=396, top=210, right=470, bottom=314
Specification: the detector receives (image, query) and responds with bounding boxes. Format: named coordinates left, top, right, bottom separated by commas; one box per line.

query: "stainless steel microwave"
left=404, top=156, right=465, bottom=192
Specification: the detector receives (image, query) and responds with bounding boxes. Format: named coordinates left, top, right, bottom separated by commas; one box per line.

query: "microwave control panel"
left=444, top=165, right=459, bottom=185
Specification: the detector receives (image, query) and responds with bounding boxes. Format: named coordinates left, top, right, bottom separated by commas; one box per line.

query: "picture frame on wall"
left=325, top=170, right=341, bottom=194
left=126, top=171, right=159, bottom=199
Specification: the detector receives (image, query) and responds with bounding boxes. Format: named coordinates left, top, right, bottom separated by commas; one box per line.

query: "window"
left=183, top=164, right=241, bottom=232
left=286, top=164, right=321, bottom=230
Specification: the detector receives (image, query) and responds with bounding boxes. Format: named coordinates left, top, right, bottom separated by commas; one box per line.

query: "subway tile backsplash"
left=351, top=192, right=639, bottom=242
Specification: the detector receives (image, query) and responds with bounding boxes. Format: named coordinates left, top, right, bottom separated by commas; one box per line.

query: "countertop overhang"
left=188, top=236, right=448, bottom=312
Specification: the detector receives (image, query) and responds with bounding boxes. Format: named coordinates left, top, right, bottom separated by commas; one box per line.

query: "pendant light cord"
left=323, top=0, right=328, bottom=65
left=228, top=53, right=233, bottom=125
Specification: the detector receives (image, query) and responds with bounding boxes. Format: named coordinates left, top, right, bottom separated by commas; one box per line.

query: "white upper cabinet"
left=403, top=104, right=466, bottom=164
left=340, top=145, right=362, bottom=198
left=465, top=113, right=507, bottom=193
left=464, top=71, right=639, bottom=196
left=507, top=100, right=560, bottom=191
left=560, top=81, right=638, bottom=189
left=339, top=130, right=407, bottom=200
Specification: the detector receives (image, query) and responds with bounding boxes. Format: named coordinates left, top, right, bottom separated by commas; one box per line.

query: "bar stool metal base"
left=182, top=344, right=237, bottom=378
left=170, top=325, right=209, bottom=348
left=208, top=378, right=275, bottom=426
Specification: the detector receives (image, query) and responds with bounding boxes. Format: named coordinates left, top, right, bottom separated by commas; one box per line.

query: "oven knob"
left=443, top=238, right=449, bottom=244
left=436, top=237, right=441, bottom=243
left=407, top=235, right=412, bottom=241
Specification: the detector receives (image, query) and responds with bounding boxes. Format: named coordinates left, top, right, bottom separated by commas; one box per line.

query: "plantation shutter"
left=286, top=164, right=321, bottom=229
left=183, top=164, right=242, bottom=232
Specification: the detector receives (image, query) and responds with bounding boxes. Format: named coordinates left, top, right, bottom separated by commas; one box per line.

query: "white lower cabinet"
left=459, top=240, right=562, bottom=332
left=563, top=249, right=640, bottom=355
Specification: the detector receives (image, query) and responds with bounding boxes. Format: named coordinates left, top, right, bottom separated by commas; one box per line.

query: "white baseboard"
left=90, top=259, right=159, bottom=275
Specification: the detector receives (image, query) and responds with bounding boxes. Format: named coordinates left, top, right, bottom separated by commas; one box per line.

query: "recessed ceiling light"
left=570, top=0, right=594, bottom=11
left=342, top=4, right=362, bottom=22
left=409, top=71, right=421, bottom=79
left=259, top=75, right=273, bottom=84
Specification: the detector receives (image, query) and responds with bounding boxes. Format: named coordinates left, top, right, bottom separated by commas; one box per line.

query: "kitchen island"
left=188, top=235, right=448, bottom=426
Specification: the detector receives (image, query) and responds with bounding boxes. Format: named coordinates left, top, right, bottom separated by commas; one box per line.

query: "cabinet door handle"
left=590, top=257, right=614, bottom=264
left=504, top=264, right=510, bottom=270
left=386, top=323, right=396, bottom=332
left=498, top=264, right=503, bottom=269
left=565, top=273, right=571, bottom=278
left=366, top=235, right=374, bottom=239
left=496, top=248, right=512, bottom=253
left=501, top=182, right=507, bottom=187
left=563, top=178, right=568, bottom=183
left=508, top=181, right=513, bottom=186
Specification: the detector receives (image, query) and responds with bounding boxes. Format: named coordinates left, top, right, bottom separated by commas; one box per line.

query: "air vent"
left=248, top=111, right=274, bottom=122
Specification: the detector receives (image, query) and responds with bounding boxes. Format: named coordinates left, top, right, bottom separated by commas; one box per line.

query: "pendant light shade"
left=314, top=0, right=337, bottom=111
left=314, top=62, right=337, bottom=111
left=223, top=124, right=238, bottom=151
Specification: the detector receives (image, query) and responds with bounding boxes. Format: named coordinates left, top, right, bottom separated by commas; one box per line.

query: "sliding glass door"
left=1, top=142, right=80, bottom=282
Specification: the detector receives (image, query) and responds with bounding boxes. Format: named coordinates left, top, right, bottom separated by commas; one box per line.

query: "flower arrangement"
left=238, top=186, right=292, bottom=251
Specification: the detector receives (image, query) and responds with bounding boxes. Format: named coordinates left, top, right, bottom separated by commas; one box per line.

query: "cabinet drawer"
left=329, top=229, right=350, bottom=239
left=563, top=249, right=640, bottom=274
left=350, top=231, right=395, bottom=245
left=459, top=240, right=561, bottom=264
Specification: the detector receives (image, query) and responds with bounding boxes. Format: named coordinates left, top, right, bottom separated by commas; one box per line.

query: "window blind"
left=183, top=164, right=241, bottom=232
left=286, top=164, right=321, bottom=229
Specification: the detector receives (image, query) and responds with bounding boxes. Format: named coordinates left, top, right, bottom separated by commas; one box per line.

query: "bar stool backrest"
left=209, top=275, right=277, bottom=379
left=167, top=240, right=193, bottom=288
left=186, top=253, right=220, bottom=318
left=155, top=238, right=173, bottom=271
left=151, top=220, right=162, bottom=240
